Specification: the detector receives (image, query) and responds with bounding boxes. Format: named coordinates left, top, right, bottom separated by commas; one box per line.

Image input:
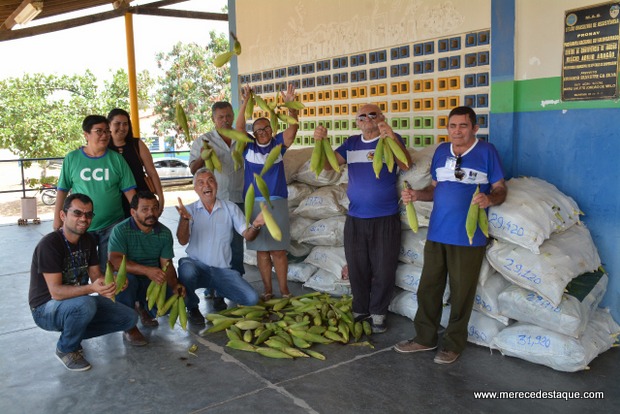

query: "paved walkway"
left=1, top=206, right=618, bottom=414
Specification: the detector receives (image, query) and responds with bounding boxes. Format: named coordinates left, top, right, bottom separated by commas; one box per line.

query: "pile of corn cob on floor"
left=1, top=206, right=618, bottom=414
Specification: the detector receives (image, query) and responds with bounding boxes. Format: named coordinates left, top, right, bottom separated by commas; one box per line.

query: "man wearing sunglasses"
left=29, top=193, right=138, bottom=371
left=395, top=106, right=506, bottom=364
left=314, top=104, right=412, bottom=334
left=53, top=115, right=137, bottom=273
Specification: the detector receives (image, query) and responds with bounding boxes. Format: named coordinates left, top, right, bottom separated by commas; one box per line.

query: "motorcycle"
left=40, top=183, right=57, bottom=206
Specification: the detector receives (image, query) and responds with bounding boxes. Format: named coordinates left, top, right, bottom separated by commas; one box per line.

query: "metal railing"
left=0, top=151, right=193, bottom=199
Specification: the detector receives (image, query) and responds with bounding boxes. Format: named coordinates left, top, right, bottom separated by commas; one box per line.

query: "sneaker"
left=187, top=308, right=205, bottom=326
left=394, top=339, right=437, bottom=354
left=434, top=349, right=460, bottom=365
left=123, top=327, right=148, bottom=346
left=212, top=297, right=227, bottom=312
left=55, top=348, right=91, bottom=371
left=370, top=314, right=387, bottom=334
left=204, top=289, right=213, bottom=299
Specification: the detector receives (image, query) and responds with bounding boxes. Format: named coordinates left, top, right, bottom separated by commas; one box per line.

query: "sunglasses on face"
left=356, top=112, right=380, bottom=122
left=66, top=209, right=95, bottom=219
left=454, top=155, right=465, bottom=180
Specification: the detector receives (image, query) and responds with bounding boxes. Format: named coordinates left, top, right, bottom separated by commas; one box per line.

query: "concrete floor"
left=1, top=206, right=618, bottom=414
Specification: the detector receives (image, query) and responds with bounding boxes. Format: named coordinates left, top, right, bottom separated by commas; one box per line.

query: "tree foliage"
left=152, top=30, right=231, bottom=145
left=0, top=69, right=154, bottom=164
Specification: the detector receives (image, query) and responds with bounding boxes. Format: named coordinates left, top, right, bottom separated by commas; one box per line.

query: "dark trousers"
left=344, top=214, right=401, bottom=316
left=414, top=241, right=486, bottom=353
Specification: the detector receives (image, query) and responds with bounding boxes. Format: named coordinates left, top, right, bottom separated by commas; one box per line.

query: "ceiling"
left=0, top=0, right=228, bottom=42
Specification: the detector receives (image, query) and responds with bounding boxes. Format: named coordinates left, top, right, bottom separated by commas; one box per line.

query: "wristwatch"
left=251, top=224, right=262, bottom=230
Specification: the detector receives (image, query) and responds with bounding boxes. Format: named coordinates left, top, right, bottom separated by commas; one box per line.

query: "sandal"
left=259, top=292, right=273, bottom=302
left=281, top=293, right=293, bottom=299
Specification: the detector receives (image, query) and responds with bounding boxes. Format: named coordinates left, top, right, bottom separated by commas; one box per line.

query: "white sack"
left=287, top=241, right=313, bottom=258
left=498, top=271, right=608, bottom=338
left=293, top=185, right=347, bottom=220
left=303, top=268, right=351, bottom=296
left=289, top=214, right=315, bottom=241
left=287, top=262, right=318, bottom=283
left=394, top=263, right=450, bottom=303
left=283, top=147, right=313, bottom=184
left=487, top=176, right=582, bottom=254
left=294, top=159, right=342, bottom=186
left=389, top=288, right=451, bottom=328
left=298, top=215, right=346, bottom=246
left=287, top=182, right=315, bottom=208
left=399, top=227, right=427, bottom=266
left=474, top=271, right=511, bottom=325
left=467, top=309, right=509, bottom=348
left=303, top=246, right=347, bottom=278
left=486, top=223, right=601, bottom=307
left=491, top=308, right=620, bottom=372
left=396, top=145, right=438, bottom=190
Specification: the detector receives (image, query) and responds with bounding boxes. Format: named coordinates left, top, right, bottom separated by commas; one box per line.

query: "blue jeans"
left=90, top=220, right=120, bottom=273
left=115, top=273, right=173, bottom=317
left=31, top=295, right=137, bottom=353
left=178, top=257, right=258, bottom=309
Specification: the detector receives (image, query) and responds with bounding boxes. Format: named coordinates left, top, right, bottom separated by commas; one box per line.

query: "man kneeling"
left=29, top=193, right=137, bottom=371
left=176, top=168, right=263, bottom=326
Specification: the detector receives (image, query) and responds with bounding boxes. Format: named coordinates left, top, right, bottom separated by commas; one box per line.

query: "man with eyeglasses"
left=394, top=106, right=506, bottom=365
left=30, top=193, right=138, bottom=371
left=188, top=102, right=245, bottom=306
left=54, top=115, right=137, bottom=273
left=314, top=103, right=412, bottom=334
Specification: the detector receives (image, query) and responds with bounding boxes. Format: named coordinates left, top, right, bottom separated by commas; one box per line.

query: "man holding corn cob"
left=314, top=104, right=412, bottom=334
left=394, top=106, right=506, bottom=364
left=188, top=102, right=246, bottom=287
left=176, top=168, right=264, bottom=326
left=108, top=191, right=186, bottom=346
left=30, top=193, right=138, bottom=371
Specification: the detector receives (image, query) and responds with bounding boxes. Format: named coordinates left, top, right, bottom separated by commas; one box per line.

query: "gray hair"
left=193, top=167, right=215, bottom=185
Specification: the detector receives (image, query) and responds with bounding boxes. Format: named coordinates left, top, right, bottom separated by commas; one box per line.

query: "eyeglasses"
left=356, top=112, right=380, bottom=122
left=66, top=209, right=95, bottom=219
left=91, top=128, right=111, bottom=136
left=454, top=155, right=465, bottom=180
left=253, top=125, right=272, bottom=135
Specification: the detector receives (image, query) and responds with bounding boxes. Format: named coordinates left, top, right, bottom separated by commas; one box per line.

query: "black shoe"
left=187, top=308, right=205, bottom=326
left=353, top=313, right=370, bottom=322
left=213, top=297, right=227, bottom=312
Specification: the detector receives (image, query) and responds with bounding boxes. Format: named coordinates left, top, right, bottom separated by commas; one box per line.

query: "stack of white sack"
left=483, top=177, right=617, bottom=371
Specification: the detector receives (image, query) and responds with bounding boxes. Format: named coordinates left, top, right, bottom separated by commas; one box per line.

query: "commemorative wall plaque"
left=562, top=2, right=620, bottom=101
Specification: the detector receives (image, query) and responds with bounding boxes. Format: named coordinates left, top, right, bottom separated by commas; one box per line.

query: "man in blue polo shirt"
left=313, top=104, right=412, bottom=333
left=108, top=191, right=186, bottom=345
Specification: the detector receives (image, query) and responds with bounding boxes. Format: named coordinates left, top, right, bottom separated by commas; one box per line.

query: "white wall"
left=236, top=0, right=490, bottom=71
